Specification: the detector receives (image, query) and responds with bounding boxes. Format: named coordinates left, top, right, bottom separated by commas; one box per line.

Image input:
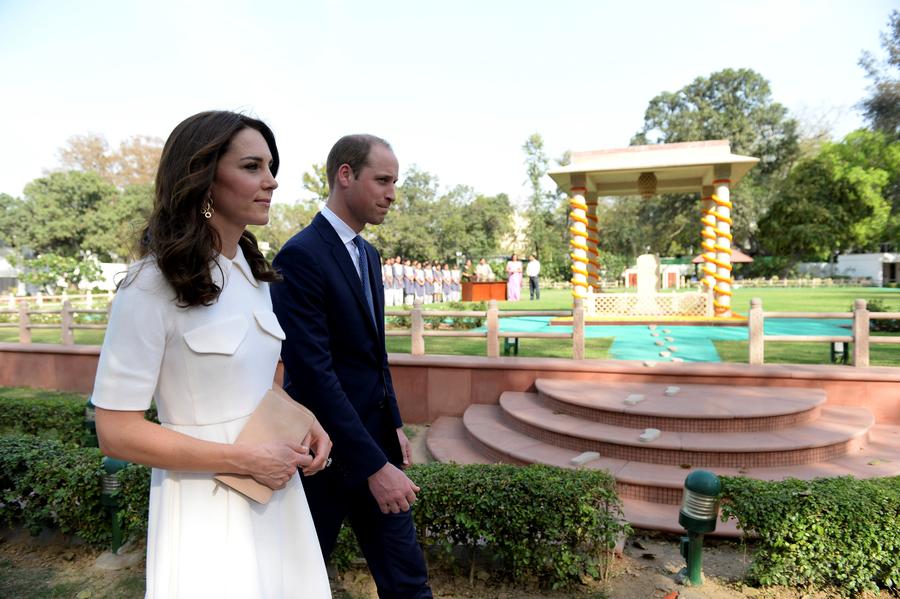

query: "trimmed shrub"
left=721, top=475, right=900, bottom=596
left=0, top=435, right=150, bottom=547
left=0, top=387, right=86, bottom=445
left=409, top=463, right=625, bottom=588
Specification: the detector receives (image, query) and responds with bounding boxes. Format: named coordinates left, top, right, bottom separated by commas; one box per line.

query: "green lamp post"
left=677, top=470, right=722, bottom=586
left=101, top=456, right=129, bottom=553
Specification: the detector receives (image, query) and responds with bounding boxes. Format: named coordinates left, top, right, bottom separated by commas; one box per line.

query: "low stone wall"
left=2, top=343, right=898, bottom=425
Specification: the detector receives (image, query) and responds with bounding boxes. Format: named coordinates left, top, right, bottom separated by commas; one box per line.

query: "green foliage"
left=0, top=434, right=151, bottom=548
left=521, top=134, right=569, bottom=277
left=858, top=10, right=900, bottom=140
left=11, top=253, right=102, bottom=294
left=721, top=475, right=900, bottom=595
left=409, top=463, right=627, bottom=588
left=369, top=166, right=513, bottom=263
left=629, top=68, right=800, bottom=254
left=301, top=162, right=330, bottom=201
left=249, top=198, right=321, bottom=257
left=0, top=435, right=108, bottom=545
left=17, top=171, right=122, bottom=260
left=760, top=130, right=897, bottom=261
left=863, top=297, right=900, bottom=332
left=0, top=387, right=86, bottom=445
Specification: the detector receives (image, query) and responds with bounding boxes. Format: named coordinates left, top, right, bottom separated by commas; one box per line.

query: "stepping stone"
left=665, top=336, right=675, bottom=342
left=651, top=332, right=660, bottom=337
left=655, top=341, right=665, bottom=346
left=668, top=346, right=678, bottom=352
left=625, top=394, right=646, bottom=406
left=659, top=350, right=672, bottom=357
left=648, top=324, right=657, bottom=330
left=662, top=329, right=671, bottom=333
left=664, top=386, right=680, bottom=396
left=639, top=428, right=661, bottom=442
left=671, top=357, right=684, bottom=363
left=571, top=451, right=601, bottom=465
left=643, top=360, right=657, bottom=367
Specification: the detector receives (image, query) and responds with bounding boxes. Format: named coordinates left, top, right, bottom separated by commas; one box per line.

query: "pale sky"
left=0, top=0, right=894, bottom=207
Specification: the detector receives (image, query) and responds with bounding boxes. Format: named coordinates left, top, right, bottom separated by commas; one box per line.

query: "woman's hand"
left=300, top=420, right=332, bottom=476
left=247, top=440, right=311, bottom=490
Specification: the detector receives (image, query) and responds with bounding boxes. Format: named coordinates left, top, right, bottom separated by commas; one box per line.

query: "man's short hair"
left=326, top=134, right=392, bottom=190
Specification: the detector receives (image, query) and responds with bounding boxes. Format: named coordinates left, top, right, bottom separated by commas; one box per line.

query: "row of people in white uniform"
left=381, top=257, right=462, bottom=306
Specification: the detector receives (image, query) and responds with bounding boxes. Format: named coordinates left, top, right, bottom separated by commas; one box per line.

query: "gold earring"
left=202, top=193, right=214, bottom=219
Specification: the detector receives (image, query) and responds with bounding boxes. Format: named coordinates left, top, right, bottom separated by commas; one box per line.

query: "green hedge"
left=0, top=387, right=157, bottom=447
left=0, top=387, right=87, bottom=445
left=0, top=435, right=148, bottom=546
left=335, top=463, right=628, bottom=589
left=721, top=475, right=900, bottom=596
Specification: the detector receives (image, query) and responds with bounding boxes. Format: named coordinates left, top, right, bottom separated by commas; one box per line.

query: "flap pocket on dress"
left=253, top=310, right=286, bottom=341
left=183, top=315, right=249, bottom=355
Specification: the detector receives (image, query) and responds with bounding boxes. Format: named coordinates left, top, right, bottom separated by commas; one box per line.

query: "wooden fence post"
left=410, top=299, right=425, bottom=356
left=748, top=298, right=764, bottom=365
left=61, top=300, right=74, bottom=345
left=572, top=298, right=585, bottom=360
left=18, top=302, right=31, bottom=344
left=486, top=300, right=499, bottom=358
left=853, top=299, right=869, bottom=367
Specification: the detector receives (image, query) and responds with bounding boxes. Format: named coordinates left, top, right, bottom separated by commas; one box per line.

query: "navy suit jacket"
left=271, top=213, right=402, bottom=486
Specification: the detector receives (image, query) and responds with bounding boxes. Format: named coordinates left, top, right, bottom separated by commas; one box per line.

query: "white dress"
left=91, top=248, right=331, bottom=599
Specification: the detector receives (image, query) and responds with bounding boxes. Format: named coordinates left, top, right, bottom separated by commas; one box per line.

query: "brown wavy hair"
left=139, top=111, right=281, bottom=307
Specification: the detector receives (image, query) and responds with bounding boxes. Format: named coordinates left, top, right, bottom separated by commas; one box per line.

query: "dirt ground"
left=1, top=526, right=869, bottom=599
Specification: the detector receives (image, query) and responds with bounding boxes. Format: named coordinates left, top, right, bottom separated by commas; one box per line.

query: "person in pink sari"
left=506, top=253, right=523, bottom=301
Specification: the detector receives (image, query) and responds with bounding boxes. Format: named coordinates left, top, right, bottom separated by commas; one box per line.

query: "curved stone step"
left=536, top=378, right=826, bottom=432
left=429, top=414, right=900, bottom=534
left=500, top=392, right=873, bottom=468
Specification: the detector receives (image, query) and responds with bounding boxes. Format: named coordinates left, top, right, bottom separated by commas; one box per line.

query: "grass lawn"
left=386, top=335, right=613, bottom=359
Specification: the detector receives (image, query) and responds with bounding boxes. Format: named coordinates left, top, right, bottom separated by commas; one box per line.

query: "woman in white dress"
left=92, top=111, right=333, bottom=598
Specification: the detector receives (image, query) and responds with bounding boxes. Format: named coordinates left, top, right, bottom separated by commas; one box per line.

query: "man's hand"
left=300, top=420, right=332, bottom=476
left=368, top=462, right=420, bottom=514
left=397, top=426, right=412, bottom=469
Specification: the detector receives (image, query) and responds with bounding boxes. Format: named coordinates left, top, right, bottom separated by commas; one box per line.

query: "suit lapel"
left=312, top=214, right=380, bottom=338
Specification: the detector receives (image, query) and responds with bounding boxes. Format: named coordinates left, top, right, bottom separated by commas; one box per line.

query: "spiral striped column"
left=700, top=185, right=716, bottom=293
left=711, top=178, right=734, bottom=316
left=586, top=191, right=601, bottom=291
left=568, top=187, right=589, bottom=299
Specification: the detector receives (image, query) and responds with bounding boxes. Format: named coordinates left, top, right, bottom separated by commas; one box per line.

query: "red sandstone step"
left=622, top=499, right=741, bottom=537
left=427, top=416, right=492, bottom=465
left=458, top=407, right=893, bottom=494
left=535, top=378, right=826, bottom=432
left=500, top=392, right=873, bottom=468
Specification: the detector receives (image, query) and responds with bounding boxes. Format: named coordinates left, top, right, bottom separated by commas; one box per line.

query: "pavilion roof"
left=548, top=140, right=759, bottom=196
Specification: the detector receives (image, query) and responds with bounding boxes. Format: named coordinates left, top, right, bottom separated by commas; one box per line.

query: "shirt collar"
left=321, top=205, right=359, bottom=246
left=213, top=245, right=259, bottom=288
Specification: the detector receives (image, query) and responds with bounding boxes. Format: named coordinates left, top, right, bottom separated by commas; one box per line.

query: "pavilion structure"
left=548, top=140, right=758, bottom=318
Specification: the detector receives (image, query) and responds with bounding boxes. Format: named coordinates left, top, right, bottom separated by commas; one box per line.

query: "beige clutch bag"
left=214, top=386, right=316, bottom=504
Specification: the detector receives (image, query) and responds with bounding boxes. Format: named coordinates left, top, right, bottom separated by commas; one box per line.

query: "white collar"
left=213, top=245, right=259, bottom=288
left=321, top=205, right=358, bottom=246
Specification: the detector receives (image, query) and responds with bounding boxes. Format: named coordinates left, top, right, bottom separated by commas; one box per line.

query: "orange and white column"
left=568, top=185, right=589, bottom=300
left=700, top=185, right=716, bottom=293
left=711, top=168, right=734, bottom=316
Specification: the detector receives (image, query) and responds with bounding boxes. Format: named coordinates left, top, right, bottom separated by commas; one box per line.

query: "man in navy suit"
left=271, top=134, right=432, bottom=598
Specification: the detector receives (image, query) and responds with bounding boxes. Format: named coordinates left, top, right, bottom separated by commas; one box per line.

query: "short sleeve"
left=91, top=264, right=171, bottom=411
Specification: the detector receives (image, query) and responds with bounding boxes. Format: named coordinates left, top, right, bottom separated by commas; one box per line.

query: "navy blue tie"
left=352, top=236, right=377, bottom=326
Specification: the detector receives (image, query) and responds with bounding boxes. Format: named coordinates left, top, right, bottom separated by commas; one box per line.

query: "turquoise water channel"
left=483, top=317, right=853, bottom=362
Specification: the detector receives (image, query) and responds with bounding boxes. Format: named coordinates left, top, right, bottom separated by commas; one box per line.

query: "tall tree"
left=631, top=68, right=800, bottom=252
left=522, top=134, right=563, bottom=261
left=17, top=171, right=121, bottom=260
left=859, top=10, right=900, bottom=139
left=0, top=193, right=23, bottom=248
left=759, top=130, right=896, bottom=263
left=301, top=163, right=330, bottom=201
left=249, top=199, right=321, bottom=257
left=55, top=133, right=163, bottom=188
